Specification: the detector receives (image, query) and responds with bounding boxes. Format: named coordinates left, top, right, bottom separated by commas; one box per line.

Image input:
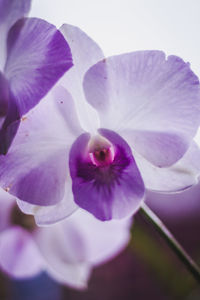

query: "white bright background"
left=30, top=0, right=200, bottom=142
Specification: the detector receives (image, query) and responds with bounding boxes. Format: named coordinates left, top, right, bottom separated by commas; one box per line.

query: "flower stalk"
left=139, top=202, right=200, bottom=283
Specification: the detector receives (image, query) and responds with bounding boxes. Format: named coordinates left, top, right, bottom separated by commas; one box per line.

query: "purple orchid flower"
left=0, top=188, right=130, bottom=289
left=0, top=24, right=200, bottom=223
left=0, top=0, right=73, bottom=154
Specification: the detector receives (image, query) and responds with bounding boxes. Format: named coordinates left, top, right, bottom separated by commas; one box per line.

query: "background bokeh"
left=1, top=0, right=200, bottom=299
left=30, top=0, right=200, bottom=78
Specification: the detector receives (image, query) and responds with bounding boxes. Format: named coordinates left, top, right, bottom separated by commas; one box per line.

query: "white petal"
left=60, top=24, right=104, bottom=132
left=83, top=51, right=200, bottom=140
left=134, top=142, right=200, bottom=192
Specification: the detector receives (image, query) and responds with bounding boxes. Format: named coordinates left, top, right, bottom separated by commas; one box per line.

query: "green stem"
left=139, top=202, right=200, bottom=283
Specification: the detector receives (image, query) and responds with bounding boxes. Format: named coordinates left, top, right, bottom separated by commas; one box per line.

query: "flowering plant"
left=0, top=0, right=200, bottom=294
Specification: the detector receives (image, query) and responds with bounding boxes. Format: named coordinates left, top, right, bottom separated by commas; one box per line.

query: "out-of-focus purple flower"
left=0, top=188, right=131, bottom=289
left=0, top=0, right=73, bottom=154
left=0, top=24, right=200, bottom=222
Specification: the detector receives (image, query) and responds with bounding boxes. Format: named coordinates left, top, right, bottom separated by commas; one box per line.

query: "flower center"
left=88, top=135, right=115, bottom=167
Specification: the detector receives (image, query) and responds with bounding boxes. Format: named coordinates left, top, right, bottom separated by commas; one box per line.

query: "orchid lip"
left=69, top=129, right=145, bottom=220
left=87, top=135, right=115, bottom=167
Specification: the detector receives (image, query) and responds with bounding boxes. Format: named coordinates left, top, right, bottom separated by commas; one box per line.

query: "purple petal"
left=0, top=146, right=68, bottom=205
left=83, top=51, right=200, bottom=166
left=5, top=17, right=73, bottom=115
left=0, top=226, right=44, bottom=278
left=134, top=142, right=200, bottom=192
left=0, top=0, right=30, bottom=69
left=0, top=0, right=30, bottom=27
left=17, top=174, right=78, bottom=226
left=0, top=86, right=82, bottom=206
left=60, top=24, right=104, bottom=132
left=69, top=129, right=145, bottom=220
left=122, top=130, right=189, bottom=167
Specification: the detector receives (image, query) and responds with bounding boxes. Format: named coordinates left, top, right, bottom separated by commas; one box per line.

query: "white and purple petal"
left=34, top=221, right=92, bottom=289
left=0, top=17, right=73, bottom=154
left=60, top=24, right=104, bottom=132
left=5, top=18, right=73, bottom=115
left=122, top=130, right=189, bottom=167
left=83, top=51, right=200, bottom=167
left=0, top=86, right=82, bottom=206
left=69, top=129, right=145, bottom=220
left=66, top=209, right=131, bottom=265
left=134, top=142, right=200, bottom=192
left=0, top=0, right=30, bottom=69
left=34, top=209, right=131, bottom=289
left=17, top=173, right=78, bottom=226
left=0, top=0, right=30, bottom=28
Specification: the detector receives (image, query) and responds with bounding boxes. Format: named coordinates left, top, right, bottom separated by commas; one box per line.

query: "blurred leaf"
left=129, top=214, right=198, bottom=299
